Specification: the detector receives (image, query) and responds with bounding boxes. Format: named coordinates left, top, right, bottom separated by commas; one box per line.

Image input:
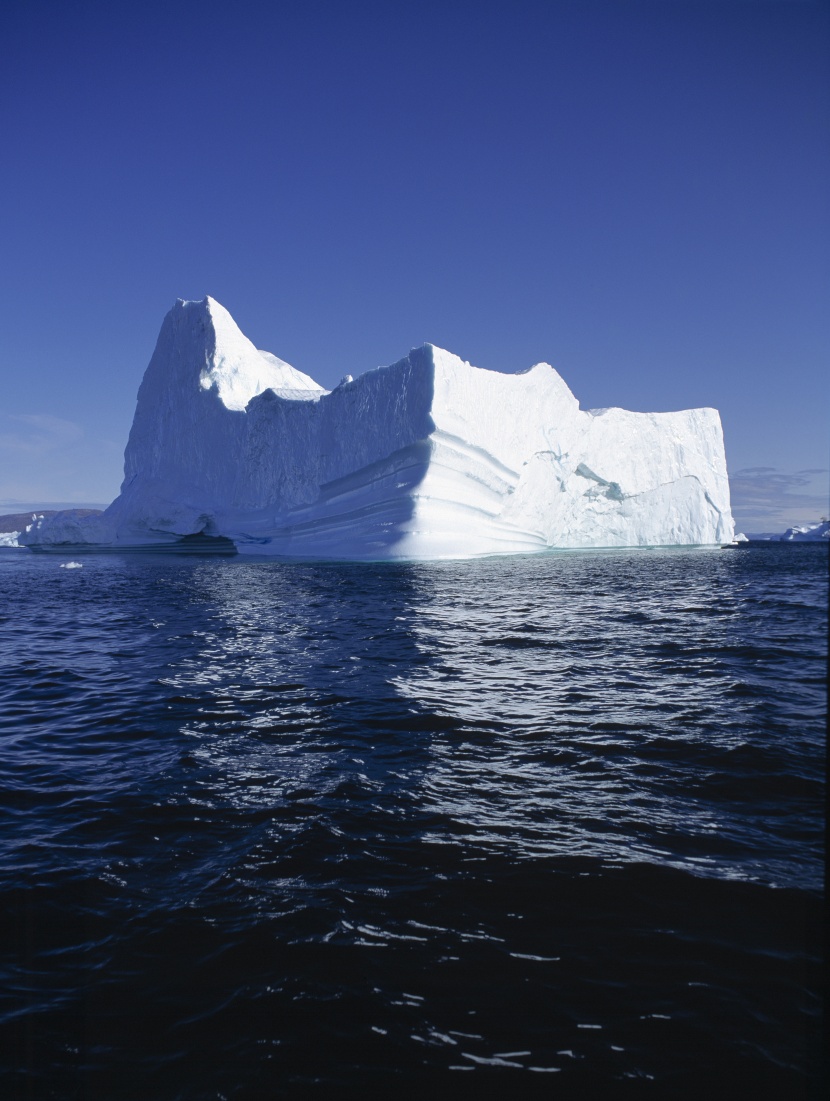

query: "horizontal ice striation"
left=22, top=297, right=734, bottom=557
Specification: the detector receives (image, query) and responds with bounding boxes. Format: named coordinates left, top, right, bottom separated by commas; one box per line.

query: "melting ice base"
left=23, top=297, right=734, bottom=557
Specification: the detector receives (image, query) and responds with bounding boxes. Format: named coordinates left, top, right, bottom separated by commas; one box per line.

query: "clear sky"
left=1, top=0, right=827, bottom=532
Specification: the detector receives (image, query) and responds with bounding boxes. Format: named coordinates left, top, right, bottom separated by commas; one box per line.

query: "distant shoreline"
left=0, top=509, right=104, bottom=534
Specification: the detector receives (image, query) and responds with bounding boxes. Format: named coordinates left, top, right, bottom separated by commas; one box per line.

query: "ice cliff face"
left=22, top=297, right=734, bottom=557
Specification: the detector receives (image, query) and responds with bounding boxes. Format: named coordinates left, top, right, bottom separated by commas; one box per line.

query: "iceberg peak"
left=166, top=296, right=324, bottom=411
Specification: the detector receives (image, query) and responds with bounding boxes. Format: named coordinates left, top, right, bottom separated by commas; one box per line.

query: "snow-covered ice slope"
left=22, top=297, right=734, bottom=557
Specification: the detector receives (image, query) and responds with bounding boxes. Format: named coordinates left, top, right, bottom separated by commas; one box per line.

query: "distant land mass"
left=0, top=510, right=103, bottom=535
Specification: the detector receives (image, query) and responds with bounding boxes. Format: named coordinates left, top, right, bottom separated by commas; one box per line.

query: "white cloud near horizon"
left=729, top=467, right=829, bottom=532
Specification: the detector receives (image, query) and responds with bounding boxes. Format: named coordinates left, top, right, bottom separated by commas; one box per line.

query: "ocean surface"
left=0, top=544, right=825, bottom=1099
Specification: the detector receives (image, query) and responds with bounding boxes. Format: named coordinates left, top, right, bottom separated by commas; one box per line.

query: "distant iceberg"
left=22, top=297, right=734, bottom=558
left=739, top=521, right=829, bottom=543
left=781, top=521, right=829, bottom=541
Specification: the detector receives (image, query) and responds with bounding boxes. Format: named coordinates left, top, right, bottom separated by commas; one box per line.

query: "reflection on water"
left=145, top=548, right=824, bottom=889
left=0, top=544, right=824, bottom=1098
left=161, top=560, right=434, bottom=819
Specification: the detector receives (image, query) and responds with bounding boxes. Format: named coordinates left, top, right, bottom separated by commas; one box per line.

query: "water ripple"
left=0, top=544, right=824, bottom=1097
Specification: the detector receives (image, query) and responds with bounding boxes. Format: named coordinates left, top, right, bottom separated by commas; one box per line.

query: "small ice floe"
left=60, top=561, right=83, bottom=569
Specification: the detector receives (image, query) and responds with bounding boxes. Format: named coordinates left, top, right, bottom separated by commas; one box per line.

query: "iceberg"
left=22, top=297, right=734, bottom=558
left=740, top=521, right=830, bottom=543
left=778, top=521, right=829, bottom=542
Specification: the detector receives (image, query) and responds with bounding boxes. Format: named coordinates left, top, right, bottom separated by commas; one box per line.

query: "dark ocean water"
left=0, top=544, right=825, bottom=1100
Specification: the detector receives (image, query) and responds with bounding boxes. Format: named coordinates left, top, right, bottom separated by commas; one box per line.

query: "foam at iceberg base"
left=22, top=298, right=734, bottom=558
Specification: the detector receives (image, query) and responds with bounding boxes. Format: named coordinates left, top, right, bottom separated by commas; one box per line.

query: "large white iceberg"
left=22, top=297, right=734, bottom=557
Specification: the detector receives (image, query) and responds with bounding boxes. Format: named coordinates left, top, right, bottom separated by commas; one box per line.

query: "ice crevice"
left=21, top=297, right=734, bottom=558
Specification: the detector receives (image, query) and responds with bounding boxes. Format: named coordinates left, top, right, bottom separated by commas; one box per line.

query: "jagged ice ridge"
left=22, top=297, right=734, bottom=557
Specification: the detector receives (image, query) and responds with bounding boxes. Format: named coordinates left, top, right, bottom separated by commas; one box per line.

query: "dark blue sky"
left=1, top=0, right=827, bottom=530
